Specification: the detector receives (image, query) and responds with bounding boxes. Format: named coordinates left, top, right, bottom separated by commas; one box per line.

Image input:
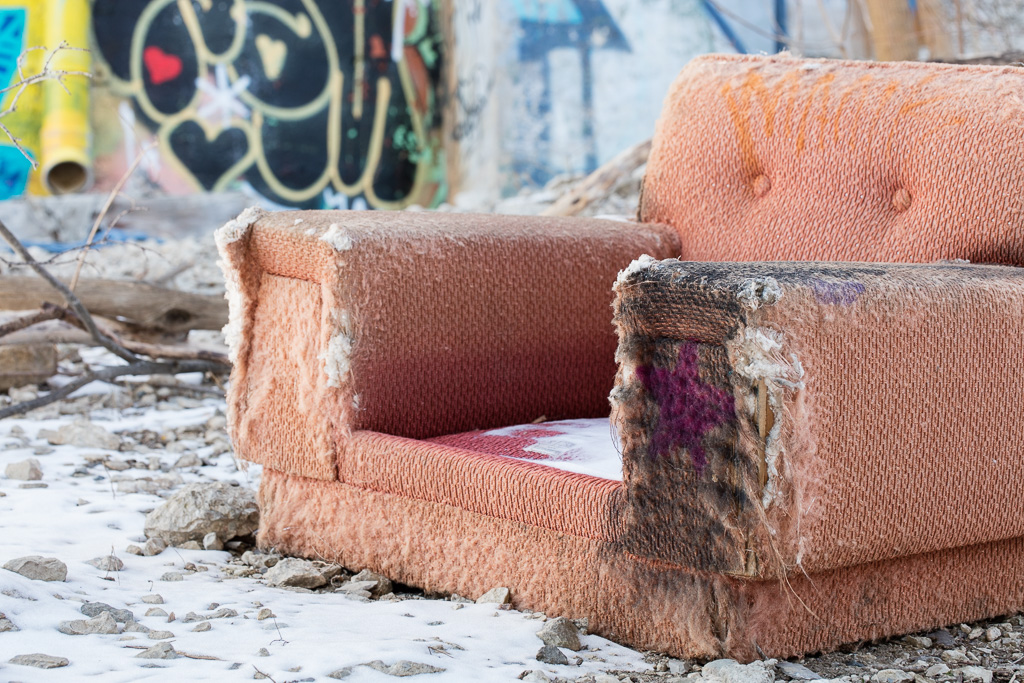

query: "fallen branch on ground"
left=0, top=219, right=229, bottom=418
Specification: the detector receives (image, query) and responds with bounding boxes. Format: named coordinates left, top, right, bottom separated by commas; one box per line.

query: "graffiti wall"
left=90, top=0, right=445, bottom=209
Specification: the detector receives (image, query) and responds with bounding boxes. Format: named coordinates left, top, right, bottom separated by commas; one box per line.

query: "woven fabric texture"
left=218, top=210, right=681, bottom=478
left=612, top=259, right=1024, bottom=578
left=260, top=465, right=1024, bottom=661
left=642, top=54, right=1024, bottom=265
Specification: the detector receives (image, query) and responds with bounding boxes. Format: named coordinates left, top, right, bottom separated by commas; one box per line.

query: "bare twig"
left=0, top=218, right=139, bottom=363
left=69, top=143, right=156, bottom=292
left=0, top=358, right=227, bottom=419
left=0, top=307, right=63, bottom=339
left=0, top=43, right=91, bottom=168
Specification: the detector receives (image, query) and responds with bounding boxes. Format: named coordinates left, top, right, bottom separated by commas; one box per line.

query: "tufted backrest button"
left=752, top=174, right=771, bottom=197
left=893, top=188, right=912, bottom=213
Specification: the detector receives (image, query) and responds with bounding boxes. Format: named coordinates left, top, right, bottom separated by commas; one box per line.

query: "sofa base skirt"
left=258, top=467, right=1024, bottom=661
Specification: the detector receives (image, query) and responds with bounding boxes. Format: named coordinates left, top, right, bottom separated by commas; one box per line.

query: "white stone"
left=143, top=482, right=258, bottom=546
left=3, top=555, right=67, bottom=581
left=701, top=659, right=775, bottom=683
left=5, top=458, right=42, bottom=481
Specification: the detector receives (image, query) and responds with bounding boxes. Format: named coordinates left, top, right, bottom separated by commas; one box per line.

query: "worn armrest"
left=217, top=209, right=680, bottom=480
left=612, top=258, right=1024, bottom=578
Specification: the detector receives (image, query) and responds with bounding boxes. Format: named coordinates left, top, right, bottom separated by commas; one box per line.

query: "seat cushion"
left=426, top=417, right=623, bottom=481
left=642, top=54, right=1024, bottom=266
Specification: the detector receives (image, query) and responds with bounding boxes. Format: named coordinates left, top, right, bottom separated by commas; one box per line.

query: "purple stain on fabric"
left=635, top=343, right=735, bottom=474
left=811, top=278, right=865, bottom=305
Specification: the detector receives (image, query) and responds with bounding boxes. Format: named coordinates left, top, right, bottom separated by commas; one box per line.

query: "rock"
left=19, top=482, right=47, bottom=489
left=179, top=541, right=202, bottom=550
left=5, top=458, right=42, bottom=480
left=125, top=545, right=143, bottom=556
left=265, top=558, right=327, bottom=589
left=86, top=555, right=124, bottom=572
left=192, top=621, right=212, bottom=632
left=871, top=670, right=915, bottom=683
left=143, top=538, right=168, bottom=556
left=81, top=602, right=134, bottom=623
left=593, top=675, right=620, bottom=683
left=928, top=630, right=956, bottom=647
left=210, top=607, right=238, bottom=619
left=3, top=555, right=67, bottom=581
left=903, top=635, right=933, bottom=649
left=522, top=672, right=552, bottom=683
left=960, top=667, right=993, bottom=683
left=0, top=345, right=57, bottom=391
left=203, top=532, right=223, bottom=551
left=535, top=644, right=568, bottom=665
left=337, top=580, right=377, bottom=598
left=125, top=621, right=150, bottom=633
left=925, top=663, right=950, bottom=678
left=257, top=607, right=275, bottom=620
left=702, top=659, right=775, bottom=683
left=39, top=419, right=121, bottom=450
left=136, top=642, right=177, bottom=659
left=141, top=594, right=164, bottom=604
left=143, top=482, right=258, bottom=546
left=58, top=612, right=120, bottom=635
left=160, top=572, right=184, bottom=582
left=148, top=630, right=175, bottom=640
left=476, top=587, right=511, bottom=605
left=351, top=569, right=392, bottom=598
left=942, top=649, right=970, bottom=664
left=174, top=453, right=201, bottom=468
left=985, top=627, right=1002, bottom=642
left=9, top=653, right=69, bottom=669
left=145, top=608, right=169, bottom=618
left=364, top=660, right=446, bottom=676
left=0, top=612, right=18, bottom=632
left=776, top=661, right=821, bottom=680
left=328, top=667, right=353, bottom=679
left=537, top=616, right=581, bottom=651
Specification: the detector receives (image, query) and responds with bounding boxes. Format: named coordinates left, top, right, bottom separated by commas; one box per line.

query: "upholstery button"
left=752, top=174, right=771, bottom=197
left=893, top=188, right=911, bottom=212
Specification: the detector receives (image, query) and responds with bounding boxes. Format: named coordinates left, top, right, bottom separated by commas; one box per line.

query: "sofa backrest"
left=641, top=54, right=1024, bottom=266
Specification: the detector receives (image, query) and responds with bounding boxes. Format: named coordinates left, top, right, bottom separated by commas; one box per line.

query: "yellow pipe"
left=40, top=0, right=92, bottom=194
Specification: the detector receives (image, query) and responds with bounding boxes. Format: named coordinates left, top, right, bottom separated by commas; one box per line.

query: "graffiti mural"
left=509, top=0, right=629, bottom=184
left=91, top=0, right=445, bottom=209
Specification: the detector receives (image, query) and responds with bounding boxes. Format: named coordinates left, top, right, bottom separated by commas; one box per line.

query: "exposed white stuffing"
left=214, top=207, right=263, bottom=363
left=213, top=206, right=262, bottom=249
left=321, top=223, right=353, bottom=251
left=728, top=326, right=805, bottom=507
left=615, top=254, right=659, bottom=286
left=322, top=310, right=355, bottom=389
left=736, top=276, right=783, bottom=311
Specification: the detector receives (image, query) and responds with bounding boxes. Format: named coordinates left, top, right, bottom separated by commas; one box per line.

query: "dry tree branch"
left=0, top=42, right=92, bottom=169
left=0, top=217, right=139, bottom=363
left=0, top=307, right=63, bottom=339
left=0, top=228, right=230, bottom=419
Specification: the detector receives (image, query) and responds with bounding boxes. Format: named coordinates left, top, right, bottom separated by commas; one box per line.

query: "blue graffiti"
left=0, top=8, right=25, bottom=91
left=510, top=0, right=629, bottom=184
left=0, top=145, right=32, bottom=200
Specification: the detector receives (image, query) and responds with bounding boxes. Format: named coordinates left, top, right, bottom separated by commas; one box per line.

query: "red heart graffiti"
left=143, top=46, right=182, bottom=85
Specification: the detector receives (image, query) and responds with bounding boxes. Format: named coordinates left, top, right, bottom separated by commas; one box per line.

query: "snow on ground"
left=0, top=383, right=652, bottom=682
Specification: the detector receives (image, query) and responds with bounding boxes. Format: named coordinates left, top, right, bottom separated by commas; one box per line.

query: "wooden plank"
left=0, top=276, right=227, bottom=334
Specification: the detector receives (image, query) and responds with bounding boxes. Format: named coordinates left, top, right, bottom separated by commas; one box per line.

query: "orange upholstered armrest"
left=612, top=258, right=1024, bottom=578
left=217, top=208, right=680, bottom=480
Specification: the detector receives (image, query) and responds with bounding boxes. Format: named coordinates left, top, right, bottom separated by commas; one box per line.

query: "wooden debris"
left=541, top=138, right=651, bottom=217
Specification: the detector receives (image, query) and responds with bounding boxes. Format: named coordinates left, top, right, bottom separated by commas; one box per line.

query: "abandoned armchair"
left=216, top=54, right=1024, bottom=660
